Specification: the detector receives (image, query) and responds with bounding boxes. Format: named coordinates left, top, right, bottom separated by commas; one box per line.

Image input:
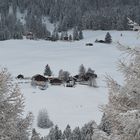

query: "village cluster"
left=16, top=64, right=98, bottom=90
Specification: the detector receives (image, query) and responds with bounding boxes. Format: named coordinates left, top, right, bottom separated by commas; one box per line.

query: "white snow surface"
left=0, top=30, right=140, bottom=136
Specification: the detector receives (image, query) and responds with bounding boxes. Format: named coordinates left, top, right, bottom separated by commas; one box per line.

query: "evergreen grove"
left=0, top=0, right=140, bottom=40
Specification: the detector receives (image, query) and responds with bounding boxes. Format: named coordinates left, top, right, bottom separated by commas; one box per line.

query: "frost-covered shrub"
left=58, top=69, right=70, bottom=82
left=37, top=109, right=53, bottom=129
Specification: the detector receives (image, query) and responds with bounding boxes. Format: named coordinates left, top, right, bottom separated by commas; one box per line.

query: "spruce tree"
left=69, top=34, right=72, bottom=41
left=44, top=64, right=52, bottom=76
left=63, top=125, right=72, bottom=140
left=0, top=68, right=33, bottom=139
left=98, top=113, right=112, bottom=135
left=79, top=64, right=86, bottom=80
left=105, top=32, right=112, bottom=43
left=48, top=125, right=63, bottom=140
left=78, top=30, right=84, bottom=40
left=102, top=44, right=140, bottom=139
left=60, top=32, right=64, bottom=40
left=72, top=127, right=81, bottom=140
left=31, top=129, right=40, bottom=140
left=73, top=27, right=79, bottom=41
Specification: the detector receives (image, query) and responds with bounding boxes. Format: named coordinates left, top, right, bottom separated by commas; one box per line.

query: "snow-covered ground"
left=0, top=30, right=140, bottom=136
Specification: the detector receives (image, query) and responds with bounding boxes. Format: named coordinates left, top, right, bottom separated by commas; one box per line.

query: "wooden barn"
left=50, top=78, right=62, bottom=85
left=31, top=74, right=48, bottom=88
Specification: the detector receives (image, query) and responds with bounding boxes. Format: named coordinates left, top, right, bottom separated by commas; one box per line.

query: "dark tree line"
left=32, top=121, right=109, bottom=140
left=0, top=0, right=140, bottom=40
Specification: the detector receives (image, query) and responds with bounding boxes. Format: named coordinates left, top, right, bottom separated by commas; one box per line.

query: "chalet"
left=50, top=78, right=62, bottom=85
left=26, top=32, right=34, bottom=40
left=31, top=74, right=48, bottom=87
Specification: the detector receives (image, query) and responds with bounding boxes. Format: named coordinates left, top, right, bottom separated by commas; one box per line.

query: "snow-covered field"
left=0, top=30, right=140, bottom=136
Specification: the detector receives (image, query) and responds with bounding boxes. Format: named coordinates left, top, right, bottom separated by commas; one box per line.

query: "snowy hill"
left=0, top=30, right=140, bottom=136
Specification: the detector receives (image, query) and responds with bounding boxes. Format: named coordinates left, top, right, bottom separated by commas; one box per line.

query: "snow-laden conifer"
left=102, top=44, right=140, bottom=140
left=0, top=68, right=33, bottom=140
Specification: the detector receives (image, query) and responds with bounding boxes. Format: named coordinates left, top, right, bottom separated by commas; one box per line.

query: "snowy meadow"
left=0, top=30, right=139, bottom=136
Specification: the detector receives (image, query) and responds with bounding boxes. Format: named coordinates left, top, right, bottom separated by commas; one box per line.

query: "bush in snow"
left=88, top=77, right=97, bottom=87
left=58, top=69, right=70, bottom=82
left=37, top=109, right=53, bottom=129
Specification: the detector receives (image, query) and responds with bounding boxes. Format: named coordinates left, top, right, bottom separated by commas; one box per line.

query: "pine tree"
left=0, top=68, right=33, bottom=139
left=60, top=32, right=64, bottom=40
left=73, top=27, right=79, bottom=41
left=78, top=30, right=84, bottom=40
left=69, top=35, right=72, bottom=41
left=105, top=32, right=112, bottom=43
left=79, top=64, right=86, bottom=80
left=31, top=129, right=40, bottom=140
left=48, top=125, right=63, bottom=140
left=102, top=44, right=140, bottom=139
left=98, top=113, right=112, bottom=135
left=72, top=127, right=81, bottom=140
left=63, top=125, right=72, bottom=140
left=44, top=64, right=52, bottom=76
left=80, top=121, right=94, bottom=140
left=51, top=28, right=59, bottom=41
left=81, top=121, right=108, bottom=140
